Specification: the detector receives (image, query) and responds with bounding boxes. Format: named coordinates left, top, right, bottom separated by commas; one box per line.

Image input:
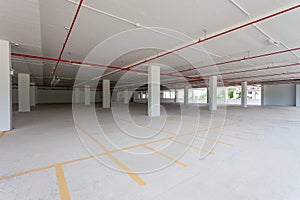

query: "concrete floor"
left=1, top=103, right=300, bottom=200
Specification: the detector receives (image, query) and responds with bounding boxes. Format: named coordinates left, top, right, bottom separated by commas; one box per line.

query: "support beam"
left=30, top=84, right=36, bottom=107
left=148, top=65, right=160, bottom=116
left=0, top=40, right=12, bottom=131
left=18, top=73, right=30, bottom=112
left=184, top=86, right=189, bottom=105
left=85, top=85, right=90, bottom=105
left=241, top=81, right=248, bottom=108
left=102, top=80, right=110, bottom=108
left=208, top=76, right=217, bottom=111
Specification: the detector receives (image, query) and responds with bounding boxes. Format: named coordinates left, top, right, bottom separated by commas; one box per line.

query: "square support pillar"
left=103, top=80, right=110, bottom=108
left=261, top=85, right=265, bottom=106
left=30, top=84, right=36, bottom=107
left=18, top=73, right=30, bottom=112
left=85, top=85, right=90, bottom=105
left=0, top=40, right=12, bottom=131
left=74, top=88, right=80, bottom=104
left=241, top=81, right=248, bottom=108
left=184, top=86, right=189, bottom=104
left=208, top=76, right=217, bottom=111
left=296, top=84, right=300, bottom=107
left=148, top=65, right=160, bottom=116
left=124, top=89, right=129, bottom=104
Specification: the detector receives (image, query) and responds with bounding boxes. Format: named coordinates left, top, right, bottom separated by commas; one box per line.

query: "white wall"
left=296, top=84, right=300, bottom=107
left=263, top=84, right=296, bottom=106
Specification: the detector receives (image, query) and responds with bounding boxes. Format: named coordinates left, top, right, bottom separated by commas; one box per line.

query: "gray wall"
left=263, top=84, right=296, bottom=106
left=13, top=87, right=103, bottom=104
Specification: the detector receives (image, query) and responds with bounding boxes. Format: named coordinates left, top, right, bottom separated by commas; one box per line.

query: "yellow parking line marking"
left=195, top=135, right=234, bottom=147
left=143, top=145, right=187, bottom=167
left=0, top=121, right=240, bottom=182
left=56, top=165, right=71, bottom=200
left=224, top=129, right=260, bottom=135
left=76, top=125, right=146, bottom=186
left=169, top=139, right=214, bottom=155
left=119, top=118, right=174, bottom=135
left=0, top=131, right=7, bottom=137
left=222, top=134, right=248, bottom=140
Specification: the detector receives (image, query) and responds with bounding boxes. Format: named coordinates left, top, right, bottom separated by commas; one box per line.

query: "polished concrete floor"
left=1, top=103, right=300, bottom=200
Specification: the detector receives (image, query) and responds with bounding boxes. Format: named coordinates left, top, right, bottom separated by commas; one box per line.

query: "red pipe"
left=49, top=0, right=84, bottom=84
left=178, top=47, right=300, bottom=73
left=11, top=53, right=198, bottom=81
left=101, top=4, right=300, bottom=78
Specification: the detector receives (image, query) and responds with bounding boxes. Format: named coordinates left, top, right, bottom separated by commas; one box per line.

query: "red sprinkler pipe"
left=49, top=0, right=84, bottom=85
left=178, top=47, right=300, bottom=73
left=223, top=70, right=300, bottom=82
left=100, top=4, right=300, bottom=78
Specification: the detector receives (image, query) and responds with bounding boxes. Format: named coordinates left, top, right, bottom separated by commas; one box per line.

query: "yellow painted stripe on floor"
left=56, top=165, right=71, bottom=200
left=0, top=131, right=7, bottom=137
left=225, top=129, right=260, bottom=135
left=76, top=125, right=146, bottom=186
left=143, top=145, right=187, bottom=167
left=0, top=153, right=107, bottom=181
left=196, top=136, right=234, bottom=147
left=222, top=134, right=248, bottom=140
left=0, top=121, right=241, bottom=181
left=169, top=139, right=214, bottom=155
left=119, top=118, right=174, bottom=135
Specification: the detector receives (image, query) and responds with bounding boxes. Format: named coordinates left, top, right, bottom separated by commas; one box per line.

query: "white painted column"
left=184, top=86, right=189, bottom=104
left=30, top=84, right=36, bottom=107
left=261, top=85, right=265, bottom=106
left=18, top=73, right=30, bottom=112
left=207, top=87, right=210, bottom=104
left=224, top=88, right=228, bottom=102
left=85, top=85, right=90, bottom=105
left=148, top=65, right=160, bottom=116
left=296, top=84, right=300, bottom=107
left=134, top=91, right=139, bottom=102
left=241, top=81, right=248, bottom=108
left=103, top=80, right=110, bottom=108
left=124, top=89, right=129, bottom=104
left=74, top=88, right=80, bottom=104
left=0, top=40, right=12, bottom=131
left=208, top=76, right=217, bottom=111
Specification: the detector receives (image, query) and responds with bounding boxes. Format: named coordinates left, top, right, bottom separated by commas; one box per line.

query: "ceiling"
left=1, top=0, right=300, bottom=88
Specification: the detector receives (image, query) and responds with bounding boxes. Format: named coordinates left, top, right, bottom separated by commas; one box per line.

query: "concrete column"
left=224, top=88, right=228, bottom=102
left=184, top=86, right=189, bottom=104
left=208, top=76, right=217, bottom=111
left=296, top=84, right=300, bottom=107
left=30, top=84, right=36, bottom=107
left=85, top=85, right=90, bottom=105
left=102, top=80, right=110, bottom=108
left=0, top=40, right=12, bottom=131
left=134, top=91, right=139, bottom=102
left=207, top=87, right=210, bottom=104
left=148, top=65, right=160, bottom=116
left=241, top=81, right=248, bottom=108
left=18, top=73, right=30, bottom=112
left=74, top=88, right=80, bottom=104
left=261, top=85, right=265, bottom=106
left=124, top=89, right=129, bottom=104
